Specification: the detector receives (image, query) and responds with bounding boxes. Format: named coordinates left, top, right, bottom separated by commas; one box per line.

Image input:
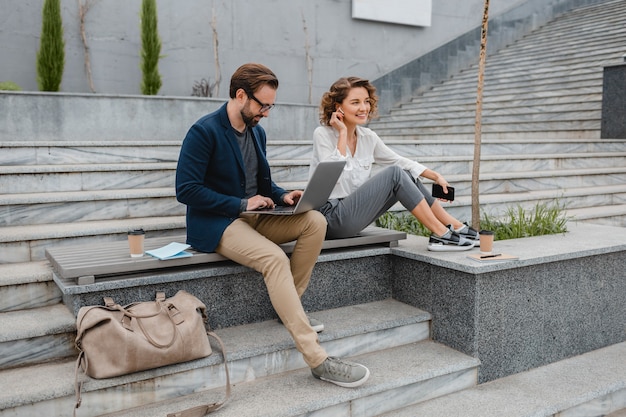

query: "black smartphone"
left=432, top=184, right=455, bottom=201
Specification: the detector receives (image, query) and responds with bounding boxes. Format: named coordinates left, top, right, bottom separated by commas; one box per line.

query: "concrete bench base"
left=389, top=222, right=626, bottom=383
left=46, top=226, right=406, bottom=285
left=48, top=227, right=406, bottom=320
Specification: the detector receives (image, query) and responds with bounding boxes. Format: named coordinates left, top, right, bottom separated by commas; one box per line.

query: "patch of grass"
left=376, top=201, right=570, bottom=240
left=481, top=201, right=570, bottom=240
left=0, top=81, right=22, bottom=91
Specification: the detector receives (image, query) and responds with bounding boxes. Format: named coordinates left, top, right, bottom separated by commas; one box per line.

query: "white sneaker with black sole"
left=428, top=228, right=475, bottom=251
left=454, top=222, right=480, bottom=242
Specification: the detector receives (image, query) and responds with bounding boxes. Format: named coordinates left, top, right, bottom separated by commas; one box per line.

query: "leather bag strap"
left=166, top=331, right=231, bottom=417
left=73, top=331, right=231, bottom=417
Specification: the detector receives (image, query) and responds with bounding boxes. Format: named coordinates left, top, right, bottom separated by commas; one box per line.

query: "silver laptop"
left=243, top=160, right=346, bottom=215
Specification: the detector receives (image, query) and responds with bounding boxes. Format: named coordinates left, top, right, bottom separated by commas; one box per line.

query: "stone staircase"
left=1, top=0, right=626, bottom=416
left=368, top=0, right=626, bottom=226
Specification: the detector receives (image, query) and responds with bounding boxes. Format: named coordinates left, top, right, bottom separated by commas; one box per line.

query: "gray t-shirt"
left=234, top=127, right=259, bottom=211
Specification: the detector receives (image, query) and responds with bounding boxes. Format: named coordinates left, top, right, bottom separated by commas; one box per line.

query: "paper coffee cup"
left=128, top=229, right=145, bottom=257
left=479, top=230, right=494, bottom=255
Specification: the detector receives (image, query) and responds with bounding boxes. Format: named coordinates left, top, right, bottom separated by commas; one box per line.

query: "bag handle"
left=112, top=293, right=180, bottom=349
left=74, top=331, right=231, bottom=417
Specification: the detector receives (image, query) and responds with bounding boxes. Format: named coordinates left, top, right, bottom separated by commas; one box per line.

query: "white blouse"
left=310, top=125, right=428, bottom=200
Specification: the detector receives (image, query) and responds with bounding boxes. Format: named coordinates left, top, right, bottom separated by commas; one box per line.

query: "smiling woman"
left=309, top=76, right=480, bottom=252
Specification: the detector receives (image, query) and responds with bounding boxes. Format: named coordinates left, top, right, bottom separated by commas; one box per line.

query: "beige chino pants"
left=215, top=210, right=328, bottom=368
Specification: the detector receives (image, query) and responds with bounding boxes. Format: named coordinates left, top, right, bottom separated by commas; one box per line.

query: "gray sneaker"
left=311, top=357, right=370, bottom=388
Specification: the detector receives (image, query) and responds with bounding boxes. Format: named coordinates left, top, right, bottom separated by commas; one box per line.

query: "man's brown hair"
left=229, top=63, right=279, bottom=98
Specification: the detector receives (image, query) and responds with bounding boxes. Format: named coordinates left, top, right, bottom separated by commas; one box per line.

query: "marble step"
left=4, top=139, right=623, bottom=169
left=380, top=342, right=626, bottom=417
left=0, top=299, right=474, bottom=417
left=444, top=55, right=612, bottom=80
left=531, top=0, right=625, bottom=26
left=454, top=47, right=622, bottom=75
left=450, top=53, right=618, bottom=82
left=380, top=106, right=601, bottom=125
left=565, top=204, right=626, bottom=227
left=101, top=341, right=478, bottom=417
left=0, top=304, right=76, bottom=371
left=372, top=110, right=601, bottom=130
left=2, top=168, right=625, bottom=265
left=0, top=216, right=186, bottom=264
left=503, top=12, right=626, bottom=50
left=0, top=162, right=177, bottom=194
left=414, top=85, right=603, bottom=103
left=418, top=81, right=604, bottom=106
left=483, top=37, right=626, bottom=68
left=0, top=161, right=310, bottom=194
left=0, top=261, right=60, bottom=312
left=0, top=188, right=185, bottom=227
left=500, top=21, right=626, bottom=53
left=1, top=155, right=623, bottom=229
left=376, top=130, right=602, bottom=141
left=0, top=140, right=314, bottom=165
left=385, top=99, right=601, bottom=118
left=391, top=92, right=602, bottom=113
left=391, top=185, right=626, bottom=227
left=0, top=141, right=182, bottom=166
left=371, top=119, right=602, bottom=138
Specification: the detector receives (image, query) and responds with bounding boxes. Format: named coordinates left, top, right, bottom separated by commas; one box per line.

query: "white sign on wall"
left=352, top=0, right=432, bottom=27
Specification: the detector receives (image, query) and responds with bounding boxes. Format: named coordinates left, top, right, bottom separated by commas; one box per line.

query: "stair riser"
left=0, top=228, right=186, bottom=264
left=2, top=163, right=623, bottom=228
left=392, top=191, right=626, bottom=225
left=346, top=368, right=478, bottom=417
left=380, top=130, right=602, bottom=141
left=0, top=145, right=181, bottom=166
left=415, top=78, right=602, bottom=99
left=397, top=157, right=626, bottom=176
left=3, top=321, right=431, bottom=417
left=385, top=141, right=626, bottom=155
left=385, top=103, right=601, bottom=120
left=0, top=171, right=175, bottom=194
left=374, top=112, right=602, bottom=130
left=0, top=143, right=312, bottom=166
left=0, top=167, right=313, bottom=193
left=396, top=94, right=602, bottom=111
left=1, top=197, right=185, bottom=227
left=373, top=120, right=602, bottom=136
left=0, top=335, right=76, bottom=371
left=0, top=282, right=62, bottom=312
left=575, top=214, right=626, bottom=227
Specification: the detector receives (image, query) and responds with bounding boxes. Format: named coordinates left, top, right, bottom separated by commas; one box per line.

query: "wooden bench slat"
left=45, top=227, right=406, bottom=282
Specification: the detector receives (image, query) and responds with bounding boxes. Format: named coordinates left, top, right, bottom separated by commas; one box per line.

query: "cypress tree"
left=37, top=0, right=65, bottom=91
left=140, top=0, right=162, bottom=95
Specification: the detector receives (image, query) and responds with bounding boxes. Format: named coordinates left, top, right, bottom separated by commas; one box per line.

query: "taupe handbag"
left=73, top=290, right=230, bottom=417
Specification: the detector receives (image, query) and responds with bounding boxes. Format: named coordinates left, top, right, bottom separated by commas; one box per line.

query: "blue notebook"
left=145, top=242, right=193, bottom=260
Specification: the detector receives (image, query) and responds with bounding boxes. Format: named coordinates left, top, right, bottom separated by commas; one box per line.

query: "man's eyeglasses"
left=246, top=91, right=275, bottom=112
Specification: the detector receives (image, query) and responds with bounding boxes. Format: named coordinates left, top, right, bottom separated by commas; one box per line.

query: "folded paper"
left=145, top=242, right=193, bottom=260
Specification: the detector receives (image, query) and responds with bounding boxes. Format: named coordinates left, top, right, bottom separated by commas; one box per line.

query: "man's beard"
left=241, top=102, right=261, bottom=127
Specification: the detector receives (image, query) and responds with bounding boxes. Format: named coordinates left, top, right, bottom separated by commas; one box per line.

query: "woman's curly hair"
left=319, top=77, right=378, bottom=126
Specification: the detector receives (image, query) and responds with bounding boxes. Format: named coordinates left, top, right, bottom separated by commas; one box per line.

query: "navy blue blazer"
left=175, top=103, right=287, bottom=253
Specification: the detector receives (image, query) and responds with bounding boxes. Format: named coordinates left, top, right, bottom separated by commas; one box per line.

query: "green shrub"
left=37, top=0, right=65, bottom=91
left=480, top=201, right=570, bottom=240
left=376, top=201, right=570, bottom=240
left=140, top=0, right=162, bottom=95
left=0, top=81, right=22, bottom=91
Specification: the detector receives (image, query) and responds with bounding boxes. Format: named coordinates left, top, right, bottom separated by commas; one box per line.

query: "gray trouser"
left=319, top=165, right=436, bottom=239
